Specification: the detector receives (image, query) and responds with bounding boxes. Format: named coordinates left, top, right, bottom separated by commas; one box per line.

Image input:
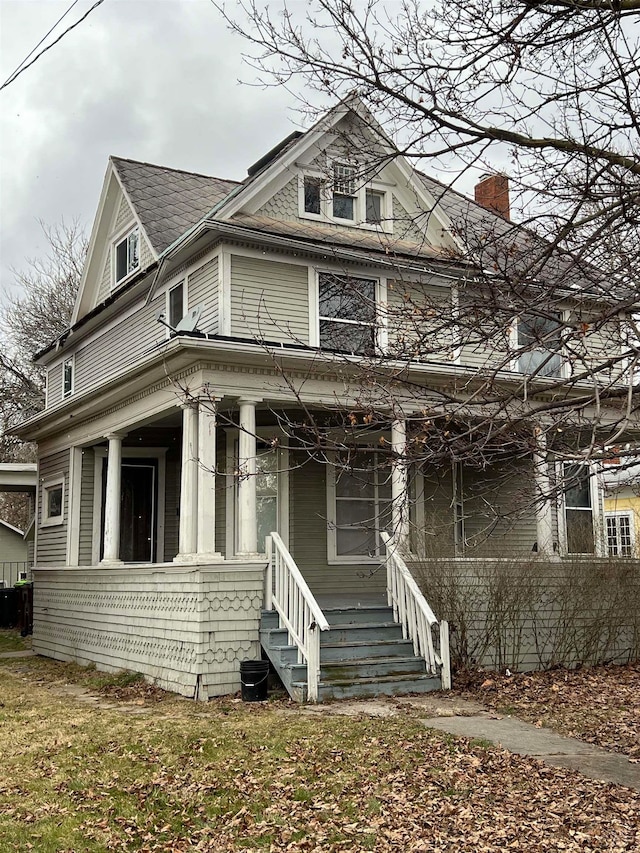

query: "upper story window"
left=62, top=356, right=74, bottom=398
left=168, top=281, right=184, bottom=329
left=515, top=312, right=563, bottom=377
left=299, top=166, right=391, bottom=231
left=332, top=163, right=357, bottom=220
left=318, top=273, right=377, bottom=355
left=114, top=228, right=139, bottom=286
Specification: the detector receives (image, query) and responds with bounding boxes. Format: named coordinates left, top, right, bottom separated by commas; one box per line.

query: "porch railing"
left=381, top=532, right=451, bottom=690
left=265, top=533, right=330, bottom=702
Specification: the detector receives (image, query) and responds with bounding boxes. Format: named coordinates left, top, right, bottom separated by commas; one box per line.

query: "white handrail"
left=265, top=532, right=330, bottom=702
left=381, top=532, right=451, bottom=689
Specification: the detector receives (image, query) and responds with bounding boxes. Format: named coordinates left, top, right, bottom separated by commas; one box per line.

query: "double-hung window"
left=62, top=356, right=74, bottom=398
left=114, top=228, right=139, bottom=286
left=563, top=463, right=595, bottom=553
left=318, top=273, right=377, bottom=355
left=332, top=163, right=357, bottom=220
left=331, top=452, right=392, bottom=560
left=516, top=312, right=563, bottom=377
left=605, top=513, right=634, bottom=556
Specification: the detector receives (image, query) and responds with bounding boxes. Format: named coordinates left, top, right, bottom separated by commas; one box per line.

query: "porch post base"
left=173, top=552, right=224, bottom=565
left=99, top=558, right=124, bottom=566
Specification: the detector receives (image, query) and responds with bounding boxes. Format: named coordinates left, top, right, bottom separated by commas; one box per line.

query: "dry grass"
left=0, top=654, right=638, bottom=852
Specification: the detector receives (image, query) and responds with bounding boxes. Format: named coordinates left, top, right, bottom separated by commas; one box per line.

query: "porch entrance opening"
left=101, top=460, right=158, bottom=562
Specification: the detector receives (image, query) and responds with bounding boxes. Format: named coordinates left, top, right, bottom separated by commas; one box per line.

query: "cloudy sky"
left=0, top=0, right=303, bottom=304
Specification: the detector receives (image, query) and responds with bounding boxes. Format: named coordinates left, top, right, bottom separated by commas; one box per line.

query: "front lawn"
left=0, top=657, right=638, bottom=852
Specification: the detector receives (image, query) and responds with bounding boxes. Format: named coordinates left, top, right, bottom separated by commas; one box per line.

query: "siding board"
left=187, top=257, right=219, bottom=335
left=37, top=449, right=70, bottom=566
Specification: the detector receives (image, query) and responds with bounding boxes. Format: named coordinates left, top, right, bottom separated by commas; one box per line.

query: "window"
left=606, top=513, right=634, bottom=556
left=332, top=163, right=357, bottom=220
left=42, top=475, right=65, bottom=526
left=63, top=357, right=74, bottom=398
left=318, top=273, right=377, bottom=354
left=114, top=228, right=139, bottom=285
left=331, top=452, right=392, bottom=560
left=168, top=281, right=184, bottom=329
left=563, top=464, right=595, bottom=553
left=516, top=313, right=563, bottom=377
left=366, top=189, right=384, bottom=224
left=303, top=176, right=322, bottom=215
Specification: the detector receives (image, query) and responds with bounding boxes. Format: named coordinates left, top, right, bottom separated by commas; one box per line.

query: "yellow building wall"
left=603, top=492, right=640, bottom=557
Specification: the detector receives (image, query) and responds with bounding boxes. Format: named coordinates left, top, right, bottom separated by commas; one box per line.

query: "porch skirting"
left=31, top=561, right=266, bottom=700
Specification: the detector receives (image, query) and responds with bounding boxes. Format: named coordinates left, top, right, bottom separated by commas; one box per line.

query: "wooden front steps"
left=260, top=605, right=442, bottom=702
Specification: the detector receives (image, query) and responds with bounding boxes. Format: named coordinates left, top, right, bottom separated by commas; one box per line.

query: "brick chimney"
left=474, top=173, right=510, bottom=221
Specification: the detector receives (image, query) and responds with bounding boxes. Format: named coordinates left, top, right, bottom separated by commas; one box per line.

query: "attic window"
left=304, top=176, right=322, bottom=215
left=114, top=228, right=139, bottom=285
left=366, top=189, right=384, bottom=224
left=333, top=164, right=356, bottom=220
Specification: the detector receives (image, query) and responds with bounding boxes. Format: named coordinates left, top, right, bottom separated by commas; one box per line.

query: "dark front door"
left=101, top=460, right=157, bottom=562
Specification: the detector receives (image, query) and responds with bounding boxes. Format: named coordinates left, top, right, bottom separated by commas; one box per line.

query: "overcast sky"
left=0, top=0, right=303, bottom=305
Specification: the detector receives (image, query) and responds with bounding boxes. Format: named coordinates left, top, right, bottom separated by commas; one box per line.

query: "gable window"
left=332, top=164, right=357, bottom=220
left=318, top=273, right=377, bottom=355
left=62, top=357, right=74, bottom=398
left=516, top=313, right=563, bottom=377
left=168, top=281, right=184, bottom=329
left=606, top=512, right=634, bottom=556
left=563, top=463, right=595, bottom=553
left=366, top=189, right=384, bottom=224
left=114, top=228, right=139, bottom=285
left=42, top=475, right=65, bottom=527
left=330, top=452, right=392, bottom=561
left=303, top=176, right=322, bottom=215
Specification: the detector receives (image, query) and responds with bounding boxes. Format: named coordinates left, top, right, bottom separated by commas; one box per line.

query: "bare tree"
left=0, top=221, right=85, bottom=528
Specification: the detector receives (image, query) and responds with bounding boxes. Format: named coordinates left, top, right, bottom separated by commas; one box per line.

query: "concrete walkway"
left=303, top=694, right=640, bottom=792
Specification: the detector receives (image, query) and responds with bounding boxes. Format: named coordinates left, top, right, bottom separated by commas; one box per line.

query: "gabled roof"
left=111, top=157, right=240, bottom=254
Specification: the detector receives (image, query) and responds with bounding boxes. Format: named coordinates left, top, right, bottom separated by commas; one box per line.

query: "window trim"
left=297, top=166, right=392, bottom=233
left=557, top=461, right=603, bottom=556
left=62, top=355, right=74, bottom=399
left=510, top=310, right=568, bottom=379
left=312, top=270, right=388, bottom=354
left=605, top=510, right=635, bottom=557
left=41, top=474, right=65, bottom=528
left=112, top=225, right=140, bottom=288
left=326, top=449, right=392, bottom=565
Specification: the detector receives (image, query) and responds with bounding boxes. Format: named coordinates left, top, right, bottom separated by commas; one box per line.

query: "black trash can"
left=0, top=587, right=18, bottom=628
left=240, top=659, right=270, bottom=702
left=15, top=582, right=33, bottom=637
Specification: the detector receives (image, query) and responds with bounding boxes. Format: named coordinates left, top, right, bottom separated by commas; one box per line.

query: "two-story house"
left=15, top=97, right=635, bottom=700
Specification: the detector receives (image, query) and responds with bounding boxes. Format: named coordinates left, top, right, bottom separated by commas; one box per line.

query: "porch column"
left=237, top=398, right=258, bottom=555
left=102, top=433, right=126, bottom=564
left=391, top=418, right=410, bottom=550
left=176, top=402, right=199, bottom=561
left=197, top=399, right=222, bottom=560
left=533, top=427, right=554, bottom=556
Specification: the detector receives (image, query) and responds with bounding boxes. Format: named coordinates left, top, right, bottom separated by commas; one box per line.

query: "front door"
left=101, top=460, right=157, bottom=562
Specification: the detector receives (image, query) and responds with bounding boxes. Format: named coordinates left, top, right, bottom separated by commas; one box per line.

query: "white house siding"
left=37, top=449, right=70, bottom=566
left=163, top=450, right=180, bottom=561
left=391, top=197, right=432, bottom=246
left=230, top=254, right=309, bottom=345
left=78, top=449, right=95, bottom=566
left=74, top=292, right=165, bottom=392
left=289, top=454, right=385, bottom=598
left=414, top=466, right=456, bottom=558
left=96, top=192, right=154, bottom=303
left=387, top=279, right=455, bottom=362
left=46, top=362, right=63, bottom=408
left=187, top=257, right=219, bottom=335
left=256, top=177, right=298, bottom=221
left=566, top=316, right=625, bottom=386
left=31, top=562, right=265, bottom=699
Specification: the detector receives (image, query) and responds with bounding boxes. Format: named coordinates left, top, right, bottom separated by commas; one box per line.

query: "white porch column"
left=197, top=399, right=222, bottom=560
left=533, top=427, right=554, bottom=556
left=237, top=398, right=258, bottom=556
left=102, top=433, right=125, bottom=564
left=175, top=402, right=199, bottom=561
left=391, top=418, right=410, bottom=550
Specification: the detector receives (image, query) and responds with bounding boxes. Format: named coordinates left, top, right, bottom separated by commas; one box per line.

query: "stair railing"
left=380, top=532, right=451, bottom=689
left=265, top=533, right=330, bottom=702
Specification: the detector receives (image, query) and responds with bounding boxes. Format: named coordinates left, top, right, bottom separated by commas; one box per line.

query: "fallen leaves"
left=453, top=662, right=640, bottom=759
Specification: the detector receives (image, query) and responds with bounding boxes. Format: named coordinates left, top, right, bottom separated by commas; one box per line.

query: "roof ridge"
left=110, top=155, right=241, bottom=185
